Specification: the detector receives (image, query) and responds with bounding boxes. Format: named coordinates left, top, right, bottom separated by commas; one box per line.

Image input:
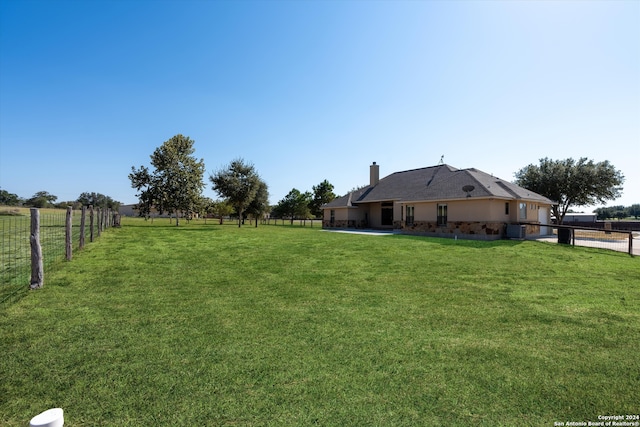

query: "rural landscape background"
left=1, top=0, right=639, bottom=426
left=1, top=218, right=639, bottom=425
left=1, top=0, right=638, bottom=207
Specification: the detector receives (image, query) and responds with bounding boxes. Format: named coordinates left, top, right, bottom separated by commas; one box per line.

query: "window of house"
left=437, top=204, right=447, bottom=226
left=505, top=202, right=510, bottom=215
left=406, top=205, right=414, bottom=226
left=330, top=210, right=335, bottom=225
left=519, top=203, right=527, bottom=219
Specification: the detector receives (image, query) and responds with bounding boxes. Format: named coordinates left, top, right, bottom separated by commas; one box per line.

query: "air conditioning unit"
left=506, top=224, right=526, bottom=239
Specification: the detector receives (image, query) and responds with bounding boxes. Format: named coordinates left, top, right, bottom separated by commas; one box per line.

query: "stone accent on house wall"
left=322, top=219, right=369, bottom=229
left=524, top=223, right=540, bottom=236
left=400, top=221, right=506, bottom=239
left=323, top=219, right=545, bottom=241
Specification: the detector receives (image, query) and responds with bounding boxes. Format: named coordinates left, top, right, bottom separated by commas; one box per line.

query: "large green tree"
left=25, top=191, right=57, bottom=208
left=209, top=158, right=266, bottom=227
left=275, top=188, right=312, bottom=224
left=208, top=199, right=234, bottom=225
left=77, top=192, right=120, bottom=209
left=129, top=165, right=155, bottom=219
left=245, top=180, right=269, bottom=227
left=514, top=157, right=624, bottom=224
left=0, top=188, right=21, bottom=206
left=310, top=179, right=336, bottom=218
left=129, top=134, right=205, bottom=226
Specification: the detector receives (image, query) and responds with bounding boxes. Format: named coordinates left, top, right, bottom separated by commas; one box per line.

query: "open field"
left=1, top=218, right=639, bottom=426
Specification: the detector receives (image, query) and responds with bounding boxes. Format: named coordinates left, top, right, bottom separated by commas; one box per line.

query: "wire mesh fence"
left=0, top=213, right=31, bottom=293
left=536, top=225, right=636, bottom=256
left=0, top=207, right=119, bottom=305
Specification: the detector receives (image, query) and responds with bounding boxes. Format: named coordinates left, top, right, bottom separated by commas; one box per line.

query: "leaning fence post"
left=79, top=206, right=86, bottom=249
left=90, top=205, right=95, bottom=242
left=97, top=208, right=102, bottom=238
left=30, top=208, right=44, bottom=289
left=65, top=206, right=72, bottom=261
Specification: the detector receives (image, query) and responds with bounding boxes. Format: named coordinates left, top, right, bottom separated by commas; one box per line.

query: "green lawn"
left=1, top=219, right=639, bottom=426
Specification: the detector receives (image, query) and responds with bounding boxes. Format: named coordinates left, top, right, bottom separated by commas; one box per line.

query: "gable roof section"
left=323, top=185, right=373, bottom=208
left=325, top=164, right=554, bottom=208
left=358, top=164, right=457, bottom=202
left=463, top=168, right=553, bottom=203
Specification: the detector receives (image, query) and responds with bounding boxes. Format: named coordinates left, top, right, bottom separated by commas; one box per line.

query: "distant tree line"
left=271, top=180, right=336, bottom=223
left=0, top=188, right=121, bottom=210
left=592, top=205, right=640, bottom=221
left=129, top=134, right=339, bottom=227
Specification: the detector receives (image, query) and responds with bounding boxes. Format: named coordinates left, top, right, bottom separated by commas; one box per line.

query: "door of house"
left=381, top=202, right=393, bottom=226
left=538, top=206, right=549, bottom=235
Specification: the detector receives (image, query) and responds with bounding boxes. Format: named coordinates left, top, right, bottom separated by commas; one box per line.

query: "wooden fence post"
left=30, top=208, right=44, bottom=289
left=79, top=206, right=86, bottom=249
left=90, top=205, right=95, bottom=242
left=97, top=208, right=102, bottom=238
left=65, top=206, right=72, bottom=261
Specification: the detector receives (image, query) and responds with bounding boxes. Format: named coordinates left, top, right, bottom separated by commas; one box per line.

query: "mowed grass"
left=1, top=219, right=639, bottom=426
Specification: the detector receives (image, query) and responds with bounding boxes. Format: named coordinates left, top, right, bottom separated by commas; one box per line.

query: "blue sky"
left=1, top=0, right=638, bottom=208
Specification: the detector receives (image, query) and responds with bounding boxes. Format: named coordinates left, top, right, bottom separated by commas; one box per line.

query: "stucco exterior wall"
left=323, top=198, right=552, bottom=237
left=412, top=203, right=433, bottom=221
left=368, top=202, right=382, bottom=227
left=506, top=201, right=518, bottom=223
left=323, top=206, right=370, bottom=228
left=404, top=199, right=509, bottom=222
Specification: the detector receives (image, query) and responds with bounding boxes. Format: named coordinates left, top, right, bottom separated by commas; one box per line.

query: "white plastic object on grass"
left=29, top=408, right=64, bottom=427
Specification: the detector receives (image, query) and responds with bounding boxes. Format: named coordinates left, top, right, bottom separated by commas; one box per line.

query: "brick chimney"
left=370, top=162, right=380, bottom=186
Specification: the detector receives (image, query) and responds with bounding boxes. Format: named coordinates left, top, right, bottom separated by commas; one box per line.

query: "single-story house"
left=322, top=162, right=555, bottom=240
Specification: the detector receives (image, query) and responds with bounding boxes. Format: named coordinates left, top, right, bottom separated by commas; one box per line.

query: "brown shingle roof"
left=324, top=164, right=554, bottom=208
